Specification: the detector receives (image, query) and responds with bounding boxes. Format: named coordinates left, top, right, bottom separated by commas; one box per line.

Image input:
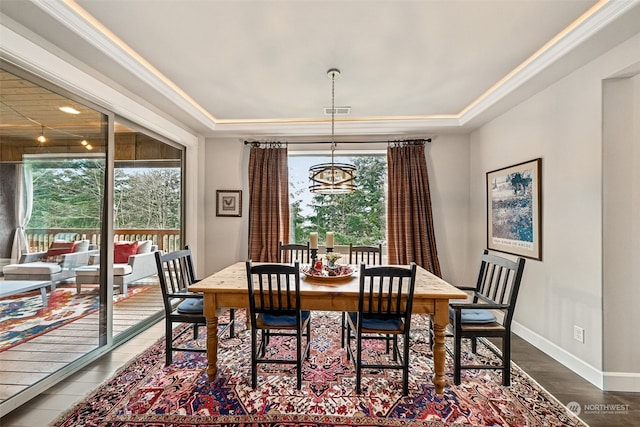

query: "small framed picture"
left=216, top=190, right=242, bottom=217
left=486, top=158, right=542, bottom=260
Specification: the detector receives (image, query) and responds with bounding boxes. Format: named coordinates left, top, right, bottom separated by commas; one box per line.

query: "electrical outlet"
left=573, top=325, right=584, bottom=343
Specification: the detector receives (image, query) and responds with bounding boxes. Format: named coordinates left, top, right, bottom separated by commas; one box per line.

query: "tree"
left=29, top=159, right=104, bottom=229
left=291, top=155, right=386, bottom=246
left=28, top=160, right=181, bottom=231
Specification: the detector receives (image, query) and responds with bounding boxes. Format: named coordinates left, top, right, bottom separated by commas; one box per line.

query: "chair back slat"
left=278, top=242, right=310, bottom=263
left=473, top=249, right=526, bottom=325
left=358, top=263, right=417, bottom=322
left=349, top=244, right=382, bottom=265
left=246, top=261, right=300, bottom=316
left=155, top=248, right=197, bottom=312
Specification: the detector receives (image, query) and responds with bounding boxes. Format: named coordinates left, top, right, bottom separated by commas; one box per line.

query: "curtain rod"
left=243, top=138, right=431, bottom=146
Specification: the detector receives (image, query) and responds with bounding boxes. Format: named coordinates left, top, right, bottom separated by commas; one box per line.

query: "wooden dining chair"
left=155, top=248, right=206, bottom=366
left=432, top=249, right=525, bottom=386
left=342, top=243, right=383, bottom=347
left=348, top=243, right=382, bottom=265
left=184, top=245, right=235, bottom=338
left=245, top=260, right=312, bottom=389
left=278, top=241, right=310, bottom=263
left=345, top=262, right=417, bottom=395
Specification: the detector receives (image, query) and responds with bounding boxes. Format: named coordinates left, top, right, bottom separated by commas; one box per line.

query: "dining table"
left=190, top=261, right=467, bottom=395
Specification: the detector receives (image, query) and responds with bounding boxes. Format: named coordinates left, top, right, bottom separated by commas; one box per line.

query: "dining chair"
left=342, top=243, right=383, bottom=347
left=432, top=249, right=525, bottom=386
left=278, top=241, right=310, bottom=263
left=155, top=248, right=207, bottom=366
left=345, top=262, right=417, bottom=395
left=348, top=243, right=383, bottom=265
left=184, top=245, right=235, bottom=338
left=245, top=260, right=312, bottom=389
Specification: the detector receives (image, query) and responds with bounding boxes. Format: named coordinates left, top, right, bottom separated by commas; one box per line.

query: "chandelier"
left=309, top=68, right=356, bottom=194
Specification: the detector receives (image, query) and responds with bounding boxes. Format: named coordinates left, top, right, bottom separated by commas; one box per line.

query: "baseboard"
left=512, top=321, right=604, bottom=390
left=603, top=371, right=640, bottom=392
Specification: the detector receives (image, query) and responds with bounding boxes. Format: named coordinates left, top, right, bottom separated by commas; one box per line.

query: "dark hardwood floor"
left=509, top=334, right=640, bottom=426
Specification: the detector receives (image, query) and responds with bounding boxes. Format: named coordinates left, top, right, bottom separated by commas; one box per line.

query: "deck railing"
left=25, top=228, right=181, bottom=253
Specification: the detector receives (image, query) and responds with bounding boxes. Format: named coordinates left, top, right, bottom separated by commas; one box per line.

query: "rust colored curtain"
left=248, top=144, right=290, bottom=262
left=387, top=141, right=441, bottom=276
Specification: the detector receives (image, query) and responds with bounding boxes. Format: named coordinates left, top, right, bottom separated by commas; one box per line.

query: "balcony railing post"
left=25, top=228, right=180, bottom=253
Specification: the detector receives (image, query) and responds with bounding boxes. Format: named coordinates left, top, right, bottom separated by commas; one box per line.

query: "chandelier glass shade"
left=309, top=68, right=356, bottom=195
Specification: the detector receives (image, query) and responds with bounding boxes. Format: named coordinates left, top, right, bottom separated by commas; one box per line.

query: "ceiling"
left=1, top=0, right=640, bottom=141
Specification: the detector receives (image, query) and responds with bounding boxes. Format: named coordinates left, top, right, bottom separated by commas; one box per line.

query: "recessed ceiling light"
left=59, top=106, right=80, bottom=114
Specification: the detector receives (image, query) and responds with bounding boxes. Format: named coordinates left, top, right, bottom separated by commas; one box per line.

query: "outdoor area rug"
left=51, top=311, right=587, bottom=427
left=0, top=284, right=153, bottom=351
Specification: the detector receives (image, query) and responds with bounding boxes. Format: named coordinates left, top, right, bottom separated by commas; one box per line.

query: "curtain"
left=248, top=144, right=290, bottom=262
left=10, top=163, right=33, bottom=263
left=387, top=141, right=441, bottom=276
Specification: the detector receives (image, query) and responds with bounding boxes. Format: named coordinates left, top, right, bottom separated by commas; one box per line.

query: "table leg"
left=432, top=299, right=450, bottom=395
left=204, top=294, right=219, bottom=379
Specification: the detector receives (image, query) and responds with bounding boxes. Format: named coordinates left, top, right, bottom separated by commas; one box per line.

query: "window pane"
left=288, top=154, right=387, bottom=246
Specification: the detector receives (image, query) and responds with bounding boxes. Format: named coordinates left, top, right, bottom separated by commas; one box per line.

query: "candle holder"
left=310, top=248, right=318, bottom=264
left=326, top=247, right=334, bottom=253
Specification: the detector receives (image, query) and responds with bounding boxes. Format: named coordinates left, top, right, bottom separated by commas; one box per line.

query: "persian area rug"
left=0, top=284, right=153, bottom=351
left=52, top=311, right=587, bottom=427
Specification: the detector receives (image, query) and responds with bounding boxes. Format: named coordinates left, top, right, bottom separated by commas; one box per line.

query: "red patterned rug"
left=0, top=284, right=153, bottom=351
left=52, top=311, right=587, bottom=427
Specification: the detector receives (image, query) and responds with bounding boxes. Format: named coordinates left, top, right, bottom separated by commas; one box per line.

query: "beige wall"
left=202, top=136, right=472, bottom=286
left=603, top=73, right=640, bottom=391
left=469, top=33, right=640, bottom=390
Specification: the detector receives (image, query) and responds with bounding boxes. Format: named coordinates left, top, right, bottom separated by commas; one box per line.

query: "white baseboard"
left=512, top=321, right=604, bottom=390
left=513, top=322, right=640, bottom=392
left=603, top=371, right=640, bottom=392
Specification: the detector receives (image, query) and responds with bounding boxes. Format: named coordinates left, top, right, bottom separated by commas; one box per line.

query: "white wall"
left=202, top=139, right=248, bottom=275
left=602, top=73, right=640, bottom=392
left=202, top=136, right=471, bottom=285
left=469, top=33, right=640, bottom=390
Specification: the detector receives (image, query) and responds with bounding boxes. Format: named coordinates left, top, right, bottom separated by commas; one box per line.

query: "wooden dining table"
left=190, top=261, right=467, bottom=395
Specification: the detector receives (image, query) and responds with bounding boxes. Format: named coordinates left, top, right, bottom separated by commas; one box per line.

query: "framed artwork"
left=486, top=158, right=542, bottom=260
left=216, top=190, right=242, bottom=217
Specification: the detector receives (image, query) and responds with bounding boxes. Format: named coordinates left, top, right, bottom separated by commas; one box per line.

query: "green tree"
left=292, top=155, right=386, bottom=246
left=29, top=159, right=104, bottom=229
left=28, top=161, right=180, bottom=231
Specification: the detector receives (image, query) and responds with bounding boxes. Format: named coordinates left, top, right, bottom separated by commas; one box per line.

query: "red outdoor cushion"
left=45, top=241, right=76, bottom=258
left=114, top=241, right=138, bottom=264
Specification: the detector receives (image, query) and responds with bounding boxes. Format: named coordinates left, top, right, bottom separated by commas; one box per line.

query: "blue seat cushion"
left=348, top=312, right=402, bottom=331
left=177, top=298, right=203, bottom=314
left=260, top=310, right=310, bottom=326
left=449, top=307, right=496, bottom=324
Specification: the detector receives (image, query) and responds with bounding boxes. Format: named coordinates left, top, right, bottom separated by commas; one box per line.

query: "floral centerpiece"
left=325, top=252, right=342, bottom=268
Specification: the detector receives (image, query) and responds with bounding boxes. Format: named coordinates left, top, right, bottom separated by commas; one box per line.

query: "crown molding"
left=29, top=0, right=639, bottom=137
left=458, top=0, right=639, bottom=126
left=32, top=0, right=218, bottom=132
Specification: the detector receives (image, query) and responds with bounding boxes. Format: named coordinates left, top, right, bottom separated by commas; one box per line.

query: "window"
left=288, top=154, right=387, bottom=247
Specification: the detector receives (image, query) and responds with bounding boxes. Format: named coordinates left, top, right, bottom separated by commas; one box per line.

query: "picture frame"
left=216, top=190, right=242, bottom=217
left=486, top=158, right=542, bottom=260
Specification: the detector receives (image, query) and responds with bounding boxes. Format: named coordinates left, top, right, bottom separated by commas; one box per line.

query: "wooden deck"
left=0, top=279, right=164, bottom=403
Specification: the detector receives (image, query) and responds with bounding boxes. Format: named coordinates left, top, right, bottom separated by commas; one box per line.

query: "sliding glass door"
left=0, top=65, right=184, bottom=412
